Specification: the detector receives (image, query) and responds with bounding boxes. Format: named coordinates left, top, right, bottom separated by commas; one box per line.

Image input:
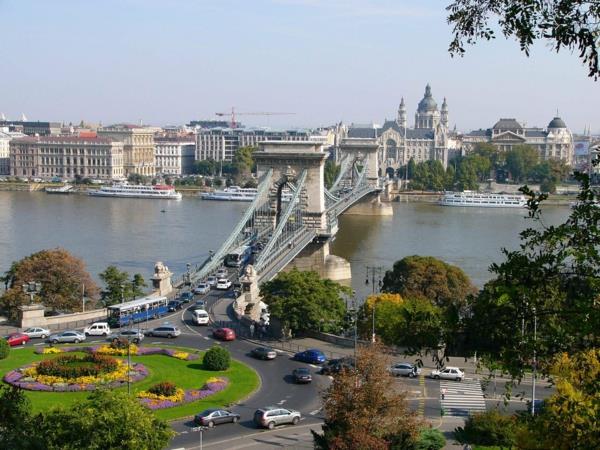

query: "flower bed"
left=35, top=346, right=199, bottom=361
left=137, top=377, right=228, bottom=410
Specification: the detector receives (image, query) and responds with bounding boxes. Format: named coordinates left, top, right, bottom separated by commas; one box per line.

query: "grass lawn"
left=0, top=345, right=260, bottom=421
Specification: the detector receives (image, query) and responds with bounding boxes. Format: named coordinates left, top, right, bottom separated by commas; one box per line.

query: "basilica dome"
left=417, top=84, right=438, bottom=112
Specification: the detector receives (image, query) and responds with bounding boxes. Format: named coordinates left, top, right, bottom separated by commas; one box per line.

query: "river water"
left=0, top=192, right=570, bottom=298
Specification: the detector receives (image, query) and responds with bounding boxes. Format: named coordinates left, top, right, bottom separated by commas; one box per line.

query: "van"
left=84, top=322, right=111, bottom=336
left=193, top=309, right=209, bottom=326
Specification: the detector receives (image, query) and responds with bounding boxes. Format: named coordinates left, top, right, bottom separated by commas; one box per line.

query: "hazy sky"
left=1, top=0, right=598, bottom=133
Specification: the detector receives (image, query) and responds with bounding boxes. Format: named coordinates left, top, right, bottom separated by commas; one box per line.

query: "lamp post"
left=186, top=263, right=191, bottom=286
left=365, top=266, right=383, bottom=343
left=531, top=306, right=537, bottom=416
left=22, top=281, right=42, bottom=304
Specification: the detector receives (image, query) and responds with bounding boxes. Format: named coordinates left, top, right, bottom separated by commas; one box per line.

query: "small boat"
left=45, top=184, right=73, bottom=195
left=89, top=183, right=182, bottom=200
left=439, top=191, right=526, bottom=208
left=200, top=186, right=257, bottom=202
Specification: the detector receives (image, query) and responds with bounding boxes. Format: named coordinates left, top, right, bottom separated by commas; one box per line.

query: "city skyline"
left=1, top=0, right=598, bottom=133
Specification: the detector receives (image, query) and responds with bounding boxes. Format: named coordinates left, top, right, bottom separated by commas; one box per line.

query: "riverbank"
left=0, top=182, right=205, bottom=196
left=389, top=191, right=576, bottom=205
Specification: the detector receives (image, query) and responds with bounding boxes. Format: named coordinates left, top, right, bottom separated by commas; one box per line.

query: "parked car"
left=293, top=349, right=326, bottom=364
left=250, top=346, right=277, bottom=360
left=216, top=278, right=232, bottom=290
left=194, top=283, right=210, bottom=295
left=145, top=326, right=181, bottom=338
left=216, top=268, right=228, bottom=278
left=107, top=329, right=145, bottom=344
left=83, top=322, right=111, bottom=337
left=193, top=299, right=206, bottom=310
left=178, top=291, right=193, bottom=303
left=320, top=357, right=355, bottom=375
left=193, top=309, right=210, bottom=326
left=206, top=276, right=217, bottom=287
left=194, top=409, right=240, bottom=427
left=22, top=327, right=50, bottom=339
left=167, top=300, right=183, bottom=312
left=389, top=362, right=421, bottom=378
left=430, top=366, right=464, bottom=381
left=253, top=407, right=301, bottom=429
left=46, top=330, right=86, bottom=344
left=292, top=367, right=312, bottom=384
left=213, top=327, right=236, bottom=341
left=5, top=333, right=30, bottom=346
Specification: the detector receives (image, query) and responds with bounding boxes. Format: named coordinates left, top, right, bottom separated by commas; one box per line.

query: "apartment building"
left=97, top=124, right=155, bottom=176
left=154, top=136, right=196, bottom=175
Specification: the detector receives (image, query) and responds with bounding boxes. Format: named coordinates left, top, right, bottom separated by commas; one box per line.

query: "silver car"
left=254, top=407, right=301, bottom=429
left=22, top=327, right=51, bottom=339
left=389, top=362, right=421, bottom=378
left=46, top=330, right=87, bottom=344
left=107, top=329, right=145, bottom=344
left=145, top=325, right=181, bottom=338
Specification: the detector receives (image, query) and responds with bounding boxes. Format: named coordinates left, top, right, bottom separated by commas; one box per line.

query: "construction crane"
left=215, top=107, right=295, bottom=128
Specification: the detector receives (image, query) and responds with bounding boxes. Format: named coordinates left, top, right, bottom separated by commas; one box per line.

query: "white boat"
left=439, top=191, right=526, bottom=208
left=45, top=184, right=73, bottom=195
left=200, top=186, right=257, bottom=202
left=89, top=183, right=182, bottom=200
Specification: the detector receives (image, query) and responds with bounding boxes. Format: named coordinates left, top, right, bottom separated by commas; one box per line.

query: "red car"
left=5, top=333, right=30, bottom=346
left=213, top=327, right=236, bottom=341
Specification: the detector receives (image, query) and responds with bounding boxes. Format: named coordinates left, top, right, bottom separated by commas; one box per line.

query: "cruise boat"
left=200, top=186, right=257, bottom=201
left=89, top=183, right=182, bottom=200
left=45, top=184, right=74, bottom=195
left=439, top=191, right=526, bottom=208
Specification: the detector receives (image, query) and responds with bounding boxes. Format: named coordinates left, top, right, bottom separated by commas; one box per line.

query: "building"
left=154, top=137, right=196, bottom=176
left=9, top=135, right=124, bottom=180
left=97, top=124, right=155, bottom=176
left=463, top=117, right=574, bottom=165
left=196, top=128, right=314, bottom=162
left=0, top=121, right=61, bottom=136
left=0, top=127, right=26, bottom=175
left=346, top=84, right=452, bottom=169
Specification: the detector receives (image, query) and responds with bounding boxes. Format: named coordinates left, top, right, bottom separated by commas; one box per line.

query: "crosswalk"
left=440, top=379, right=486, bottom=417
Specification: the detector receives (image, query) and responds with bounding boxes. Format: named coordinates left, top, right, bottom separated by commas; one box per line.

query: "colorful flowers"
left=41, top=347, right=62, bottom=354
left=138, top=377, right=229, bottom=410
left=172, top=351, right=190, bottom=360
left=34, top=345, right=199, bottom=361
left=95, top=344, right=139, bottom=357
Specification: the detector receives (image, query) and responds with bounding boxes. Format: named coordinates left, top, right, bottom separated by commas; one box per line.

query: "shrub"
left=415, top=428, right=446, bottom=450
left=36, top=353, right=118, bottom=379
left=148, top=381, right=177, bottom=397
left=0, top=338, right=9, bottom=360
left=203, top=346, right=231, bottom=371
left=454, top=410, right=517, bottom=447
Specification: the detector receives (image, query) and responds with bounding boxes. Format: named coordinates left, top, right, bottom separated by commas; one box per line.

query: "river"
left=0, top=192, right=570, bottom=298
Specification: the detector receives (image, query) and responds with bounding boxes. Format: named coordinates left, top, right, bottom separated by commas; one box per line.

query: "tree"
left=454, top=410, right=517, bottom=447
left=463, top=172, right=600, bottom=380
left=453, top=157, right=479, bottom=191
left=99, top=265, right=146, bottom=306
left=407, top=158, right=416, bottom=180
left=127, top=173, right=150, bottom=185
left=324, top=159, right=341, bottom=189
left=260, top=269, right=350, bottom=336
left=194, top=159, right=216, bottom=176
left=446, top=1, right=600, bottom=79
left=243, top=179, right=258, bottom=189
left=415, top=428, right=446, bottom=450
left=38, top=390, right=173, bottom=450
left=203, top=346, right=231, bottom=371
left=505, top=145, right=539, bottom=182
left=0, top=249, right=99, bottom=320
left=0, top=385, right=43, bottom=450
left=313, top=344, right=422, bottom=449
left=232, top=146, right=256, bottom=180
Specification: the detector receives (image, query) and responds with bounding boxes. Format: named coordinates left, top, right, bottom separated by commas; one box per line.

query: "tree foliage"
left=324, top=159, right=341, bottom=189
left=415, top=428, right=446, bottom=450
left=0, top=338, right=9, bottom=360
left=260, top=269, right=349, bottom=336
left=447, top=0, right=600, bottom=79
left=194, top=159, right=217, bottom=176
left=98, top=265, right=147, bottom=306
left=203, top=346, right=231, bottom=371
left=505, top=145, right=539, bottom=182
left=313, top=344, right=422, bottom=450
left=454, top=410, right=517, bottom=447
left=0, top=248, right=99, bottom=320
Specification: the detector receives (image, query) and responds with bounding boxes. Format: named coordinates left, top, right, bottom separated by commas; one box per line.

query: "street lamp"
left=22, top=281, right=42, bottom=304
left=365, top=266, right=383, bottom=343
left=186, top=263, right=191, bottom=286
left=531, top=306, right=538, bottom=416
left=121, top=284, right=126, bottom=304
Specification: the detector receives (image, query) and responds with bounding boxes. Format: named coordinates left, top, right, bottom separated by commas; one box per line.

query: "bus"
left=224, top=245, right=252, bottom=268
left=107, top=295, right=169, bottom=327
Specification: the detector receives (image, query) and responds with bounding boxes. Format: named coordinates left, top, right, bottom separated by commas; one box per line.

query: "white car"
left=430, top=366, right=464, bottom=381
left=22, top=327, right=51, bottom=339
left=193, top=309, right=210, bottom=325
left=194, top=283, right=210, bottom=295
left=206, top=276, right=217, bottom=287
left=83, top=322, right=111, bottom=336
left=216, top=268, right=228, bottom=278
left=216, top=278, right=232, bottom=290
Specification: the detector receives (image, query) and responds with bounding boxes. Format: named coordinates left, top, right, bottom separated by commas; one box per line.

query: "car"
left=22, top=327, right=50, bottom=339
left=5, top=333, right=30, bottom=346
left=193, top=309, right=210, bottom=325
left=193, top=299, right=206, bottom=310
left=178, top=291, right=193, bottom=303
left=167, top=300, right=183, bottom=312
left=293, top=349, right=327, bottom=364
left=193, top=283, right=210, bottom=295
left=250, top=346, right=277, bottom=360
left=389, top=362, right=421, bottom=378
left=216, top=268, right=228, bottom=278
left=145, top=326, right=181, bottom=338
left=292, top=367, right=312, bottom=383
left=320, top=357, right=355, bottom=375
left=83, top=322, right=111, bottom=336
left=253, top=407, right=301, bottom=429
left=216, top=278, right=232, bottom=290
left=107, top=329, right=145, bottom=344
left=194, top=409, right=240, bottom=428
left=213, top=327, right=236, bottom=341
left=206, top=276, right=217, bottom=287
left=46, top=330, right=86, bottom=344
left=430, top=366, right=464, bottom=381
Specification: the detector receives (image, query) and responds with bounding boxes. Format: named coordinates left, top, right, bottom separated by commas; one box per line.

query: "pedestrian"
left=441, top=387, right=447, bottom=400
left=249, top=323, right=255, bottom=338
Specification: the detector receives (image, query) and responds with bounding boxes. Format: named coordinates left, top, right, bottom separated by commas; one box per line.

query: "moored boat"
left=200, top=186, right=257, bottom=201
left=89, top=183, right=182, bottom=200
left=45, top=184, right=74, bottom=194
left=439, top=191, right=526, bottom=208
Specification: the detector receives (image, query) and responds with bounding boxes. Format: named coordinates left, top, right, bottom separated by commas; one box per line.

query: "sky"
left=1, top=0, right=598, bottom=133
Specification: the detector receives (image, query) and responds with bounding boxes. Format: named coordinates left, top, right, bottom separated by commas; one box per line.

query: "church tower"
left=415, top=84, right=440, bottom=129
left=397, top=97, right=407, bottom=128
left=441, top=97, right=449, bottom=129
